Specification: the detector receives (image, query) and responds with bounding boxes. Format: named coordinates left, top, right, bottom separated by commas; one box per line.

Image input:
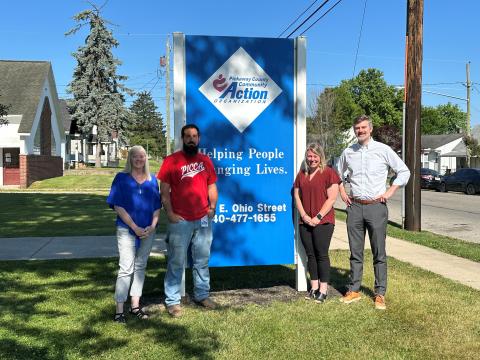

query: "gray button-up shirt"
left=336, top=139, right=410, bottom=200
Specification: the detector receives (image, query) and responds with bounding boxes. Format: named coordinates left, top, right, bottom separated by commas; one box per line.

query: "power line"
left=148, top=77, right=162, bottom=93
left=286, top=0, right=331, bottom=38
left=307, top=83, right=337, bottom=87
left=299, top=0, right=345, bottom=36
left=117, top=32, right=169, bottom=37
left=393, top=81, right=465, bottom=87
left=352, top=0, right=368, bottom=78
left=278, top=0, right=319, bottom=38
left=423, top=81, right=465, bottom=86
left=124, top=71, right=158, bottom=81
left=137, top=75, right=160, bottom=92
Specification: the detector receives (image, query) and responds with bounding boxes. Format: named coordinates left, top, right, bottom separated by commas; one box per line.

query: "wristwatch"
left=316, top=213, right=323, bottom=220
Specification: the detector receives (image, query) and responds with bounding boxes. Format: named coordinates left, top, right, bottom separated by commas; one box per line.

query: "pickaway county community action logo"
left=198, top=47, right=282, bottom=133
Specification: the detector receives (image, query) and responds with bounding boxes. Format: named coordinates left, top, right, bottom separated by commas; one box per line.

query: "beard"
left=183, top=142, right=199, bottom=156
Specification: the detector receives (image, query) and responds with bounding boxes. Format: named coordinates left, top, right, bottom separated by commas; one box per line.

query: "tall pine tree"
left=128, top=91, right=166, bottom=159
left=66, top=4, right=131, bottom=167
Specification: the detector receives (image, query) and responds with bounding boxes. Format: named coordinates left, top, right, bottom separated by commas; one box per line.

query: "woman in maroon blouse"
left=294, top=143, right=341, bottom=302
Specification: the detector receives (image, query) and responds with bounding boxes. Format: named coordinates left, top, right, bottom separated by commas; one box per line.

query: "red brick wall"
left=19, top=155, right=63, bottom=188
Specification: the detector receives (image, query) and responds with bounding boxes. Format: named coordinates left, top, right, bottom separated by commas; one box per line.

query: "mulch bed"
left=143, top=285, right=343, bottom=314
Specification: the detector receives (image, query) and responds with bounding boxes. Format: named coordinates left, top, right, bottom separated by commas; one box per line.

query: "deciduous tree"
left=372, top=124, right=402, bottom=152
left=307, top=88, right=347, bottom=161
left=421, top=103, right=467, bottom=135
left=333, top=69, right=403, bottom=130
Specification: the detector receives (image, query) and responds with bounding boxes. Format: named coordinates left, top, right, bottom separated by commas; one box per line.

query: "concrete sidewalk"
left=1, top=222, right=479, bottom=291
left=0, top=234, right=167, bottom=260
left=330, top=221, right=480, bottom=290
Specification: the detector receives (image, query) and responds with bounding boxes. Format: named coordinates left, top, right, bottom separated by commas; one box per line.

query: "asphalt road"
left=335, top=187, right=480, bottom=244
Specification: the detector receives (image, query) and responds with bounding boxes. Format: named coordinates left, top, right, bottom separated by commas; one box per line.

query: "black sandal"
left=114, top=312, right=126, bottom=323
left=129, top=307, right=149, bottom=319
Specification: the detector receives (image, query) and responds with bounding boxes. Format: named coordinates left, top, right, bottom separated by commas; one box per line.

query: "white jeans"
left=114, top=226, right=155, bottom=303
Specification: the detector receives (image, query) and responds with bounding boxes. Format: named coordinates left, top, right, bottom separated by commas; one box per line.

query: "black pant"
left=299, top=223, right=335, bottom=283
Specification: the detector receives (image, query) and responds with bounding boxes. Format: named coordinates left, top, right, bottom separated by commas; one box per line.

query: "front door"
left=2, top=148, right=20, bottom=185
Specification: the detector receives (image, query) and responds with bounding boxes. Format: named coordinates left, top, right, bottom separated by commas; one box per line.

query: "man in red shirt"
left=157, top=124, right=218, bottom=317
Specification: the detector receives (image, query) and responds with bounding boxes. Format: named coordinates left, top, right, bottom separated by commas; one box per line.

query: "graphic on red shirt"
left=181, top=161, right=206, bottom=179
left=157, top=151, right=217, bottom=221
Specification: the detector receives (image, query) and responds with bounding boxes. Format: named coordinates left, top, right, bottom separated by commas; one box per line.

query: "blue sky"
left=1, top=0, right=479, bottom=127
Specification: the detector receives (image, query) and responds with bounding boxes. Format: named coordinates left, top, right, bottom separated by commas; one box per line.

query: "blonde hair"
left=304, top=143, right=326, bottom=174
left=124, top=145, right=150, bottom=177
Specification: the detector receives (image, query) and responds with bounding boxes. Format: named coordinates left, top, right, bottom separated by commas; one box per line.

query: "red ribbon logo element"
left=213, top=74, right=228, bottom=92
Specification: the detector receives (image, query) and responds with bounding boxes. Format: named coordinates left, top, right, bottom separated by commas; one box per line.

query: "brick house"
left=0, top=60, right=65, bottom=187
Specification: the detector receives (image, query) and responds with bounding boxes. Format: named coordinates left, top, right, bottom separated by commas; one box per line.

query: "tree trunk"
left=95, top=140, right=102, bottom=168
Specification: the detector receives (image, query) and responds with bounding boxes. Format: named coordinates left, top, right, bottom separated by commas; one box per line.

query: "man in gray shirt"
left=337, top=115, right=410, bottom=310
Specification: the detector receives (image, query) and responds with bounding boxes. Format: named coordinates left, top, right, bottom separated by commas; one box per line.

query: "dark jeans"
left=299, top=223, right=335, bottom=283
left=346, top=202, right=388, bottom=295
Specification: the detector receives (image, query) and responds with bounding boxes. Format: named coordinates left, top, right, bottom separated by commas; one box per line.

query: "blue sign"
left=184, top=35, right=295, bottom=266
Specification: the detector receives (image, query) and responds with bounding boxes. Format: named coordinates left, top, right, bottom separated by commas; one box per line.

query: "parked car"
left=420, top=168, right=441, bottom=190
left=389, top=168, right=441, bottom=189
left=439, top=168, right=480, bottom=195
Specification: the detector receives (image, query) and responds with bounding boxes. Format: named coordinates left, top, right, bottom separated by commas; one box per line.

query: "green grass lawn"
left=118, top=158, right=163, bottom=173
left=15, top=162, right=162, bottom=192
left=28, top=175, right=115, bottom=192
left=0, top=252, right=478, bottom=359
left=0, top=193, right=167, bottom=237
left=335, top=209, right=480, bottom=263
left=0, top=190, right=478, bottom=264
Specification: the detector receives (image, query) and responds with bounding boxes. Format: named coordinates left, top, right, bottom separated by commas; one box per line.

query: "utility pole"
left=404, top=0, right=423, bottom=232
left=166, top=38, right=171, bottom=155
left=466, top=61, right=471, bottom=167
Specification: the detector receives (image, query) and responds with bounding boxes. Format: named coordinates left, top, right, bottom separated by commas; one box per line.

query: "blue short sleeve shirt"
left=107, top=172, right=161, bottom=232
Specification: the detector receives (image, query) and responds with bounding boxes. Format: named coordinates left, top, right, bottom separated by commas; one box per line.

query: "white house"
left=0, top=60, right=65, bottom=187
left=421, top=134, right=467, bottom=175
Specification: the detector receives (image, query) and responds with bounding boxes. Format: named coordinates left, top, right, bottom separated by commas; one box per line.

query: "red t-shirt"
left=157, top=151, right=217, bottom=221
left=294, top=166, right=341, bottom=225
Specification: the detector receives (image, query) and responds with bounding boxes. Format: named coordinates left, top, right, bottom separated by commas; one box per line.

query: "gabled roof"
left=421, top=133, right=464, bottom=149
left=441, top=140, right=467, bottom=157
left=58, top=99, right=72, bottom=133
left=0, top=60, right=61, bottom=134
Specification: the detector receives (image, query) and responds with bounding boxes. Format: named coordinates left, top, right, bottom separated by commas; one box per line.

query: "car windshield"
left=421, top=168, right=438, bottom=176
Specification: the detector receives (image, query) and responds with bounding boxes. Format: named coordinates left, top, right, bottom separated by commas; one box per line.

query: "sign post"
left=173, top=33, right=307, bottom=290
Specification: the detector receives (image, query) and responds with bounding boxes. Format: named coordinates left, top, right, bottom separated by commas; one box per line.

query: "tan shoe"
left=374, top=295, right=386, bottom=310
left=167, top=304, right=182, bottom=318
left=340, top=291, right=361, bottom=304
left=195, top=297, right=218, bottom=310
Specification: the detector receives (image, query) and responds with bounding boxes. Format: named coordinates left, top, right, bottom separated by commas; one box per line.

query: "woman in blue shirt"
left=107, top=145, right=161, bottom=323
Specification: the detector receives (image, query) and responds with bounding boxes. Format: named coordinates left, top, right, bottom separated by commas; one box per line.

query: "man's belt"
left=351, top=197, right=381, bottom=205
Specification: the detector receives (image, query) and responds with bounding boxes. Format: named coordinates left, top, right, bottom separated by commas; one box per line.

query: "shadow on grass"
left=0, top=253, right=373, bottom=359
left=0, top=258, right=218, bottom=360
